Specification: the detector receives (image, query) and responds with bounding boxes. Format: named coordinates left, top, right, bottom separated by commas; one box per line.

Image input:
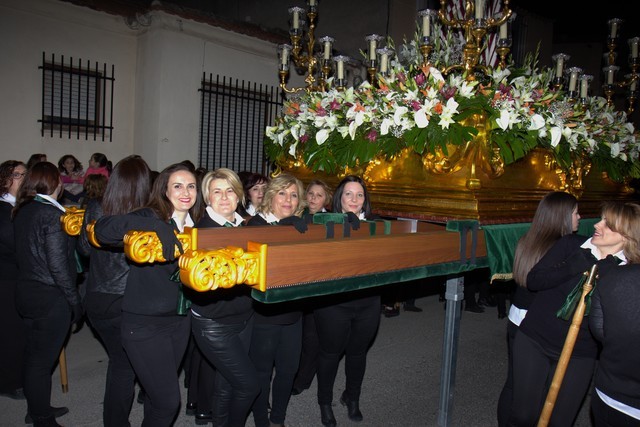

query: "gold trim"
left=60, top=207, right=85, bottom=236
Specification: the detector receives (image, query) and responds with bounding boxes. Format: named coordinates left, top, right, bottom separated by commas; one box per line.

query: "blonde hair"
left=201, top=168, right=244, bottom=207
left=257, top=173, right=306, bottom=217
left=601, top=201, right=640, bottom=264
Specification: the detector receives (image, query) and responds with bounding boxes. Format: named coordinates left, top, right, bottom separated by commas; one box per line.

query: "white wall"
left=0, top=0, right=282, bottom=171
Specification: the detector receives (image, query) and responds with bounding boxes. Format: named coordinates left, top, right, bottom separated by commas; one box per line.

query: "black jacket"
left=520, top=233, right=598, bottom=358
left=186, top=215, right=254, bottom=324
left=0, top=201, right=18, bottom=280
left=589, top=264, right=640, bottom=410
left=94, top=208, right=182, bottom=317
left=13, top=198, right=79, bottom=306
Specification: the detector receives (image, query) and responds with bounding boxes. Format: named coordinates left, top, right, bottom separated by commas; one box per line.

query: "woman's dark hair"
left=26, top=153, right=47, bottom=170
left=83, top=174, right=108, bottom=202
left=512, top=191, right=578, bottom=286
left=242, top=172, right=269, bottom=207
left=102, top=155, right=152, bottom=215
left=57, top=155, right=83, bottom=174
left=13, top=161, right=60, bottom=217
left=147, top=162, right=204, bottom=223
left=90, top=153, right=113, bottom=174
left=332, top=175, right=372, bottom=218
left=0, top=160, right=26, bottom=196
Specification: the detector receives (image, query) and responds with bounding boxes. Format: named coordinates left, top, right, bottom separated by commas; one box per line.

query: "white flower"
left=414, top=109, right=430, bottom=128
left=316, top=129, right=329, bottom=145
left=380, top=118, right=394, bottom=135
left=550, top=126, right=562, bottom=147
left=394, top=106, right=409, bottom=125
left=528, top=114, right=545, bottom=131
left=288, top=141, right=298, bottom=157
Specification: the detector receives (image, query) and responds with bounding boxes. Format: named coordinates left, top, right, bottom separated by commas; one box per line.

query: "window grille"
left=39, top=52, right=114, bottom=141
left=198, top=74, right=282, bottom=175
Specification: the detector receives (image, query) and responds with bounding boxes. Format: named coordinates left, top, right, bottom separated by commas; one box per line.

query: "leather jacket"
left=13, top=199, right=79, bottom=306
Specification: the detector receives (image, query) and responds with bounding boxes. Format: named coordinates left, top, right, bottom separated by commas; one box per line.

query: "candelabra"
left=276, top=0, right=514, bottom=92
left=602, top=19, right=639, bottom=115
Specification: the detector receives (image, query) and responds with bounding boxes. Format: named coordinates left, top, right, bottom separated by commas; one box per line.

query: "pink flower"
left=329, top=99, right=341, bottom=110
left=410, top=100, right=422, bottom=111
left=414, top=73, right=426, bottom=86
left=300, top=134, right=309, bottom=143
left=366, top=129, right=378, bottom=142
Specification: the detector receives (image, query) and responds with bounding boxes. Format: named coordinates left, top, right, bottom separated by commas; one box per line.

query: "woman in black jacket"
left=13, top=162, right=82, bottom=427
left=508, top=201, right=639, bottom=426
left=94, top=162, right=202, bottom=427
left=77, top=155, right=152, bottom=427
left=187, top=168, right=260, bottom=426
left=314, top=175, right=380, bottom=427
left=247, top=173, right=307, bottom=427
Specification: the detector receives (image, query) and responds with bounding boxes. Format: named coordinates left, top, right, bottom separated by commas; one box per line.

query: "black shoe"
left=320, top=404, right=336, bottom=427
left=25, top=407, right=69, bottom=424
left=185, top=401, right=197, bottom=416
left=403, top=304, right=422, bottom=312
left=383, top=306, right=400, bottom=318
left=195, top=411, right=212, bottom=425
left=340, top=391, right=363, bottom=422
left=464, top=303, right=484, bottom=313
left=0, top=388, right=25, bottom=400
left=477, top=296, right=497, bottom=307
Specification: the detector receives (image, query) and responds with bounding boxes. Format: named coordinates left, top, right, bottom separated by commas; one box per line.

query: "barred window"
left=39, top=52, right=114, bottom=141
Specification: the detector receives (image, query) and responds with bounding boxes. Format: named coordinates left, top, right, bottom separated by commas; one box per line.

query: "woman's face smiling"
left=340, top=181, right=365, bottom=214
left=591, top=216, right=626, bottom=257
left=272, top=183, right=299, bottom=220
left=166, top=170, right=197, bottom=214
left=208, top=178, right=239, bottom=222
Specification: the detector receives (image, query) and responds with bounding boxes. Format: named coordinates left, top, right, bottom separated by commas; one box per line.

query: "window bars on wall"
left=39, top=52, right=114, bottom=141
left=198, top=74, right=282, bottom=175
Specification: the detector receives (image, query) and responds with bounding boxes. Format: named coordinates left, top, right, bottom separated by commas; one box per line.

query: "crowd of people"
left=1, top=152, right=640, bottom=427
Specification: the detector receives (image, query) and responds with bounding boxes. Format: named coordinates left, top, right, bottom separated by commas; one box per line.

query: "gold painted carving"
left=178, top=245, right=265, bottom=292
left=60, top=207, right=85, bottom=236
left=123, top=230, right=192, bottom=263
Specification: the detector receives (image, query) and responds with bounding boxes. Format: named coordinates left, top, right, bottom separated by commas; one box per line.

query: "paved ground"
left=0, top=278, right=594, bottom=427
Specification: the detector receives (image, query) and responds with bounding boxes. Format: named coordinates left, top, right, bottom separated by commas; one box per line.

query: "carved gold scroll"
left=60, top=207, right=85, bottom=236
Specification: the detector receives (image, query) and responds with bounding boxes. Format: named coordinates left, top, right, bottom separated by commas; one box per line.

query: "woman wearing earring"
left=314, top=175, right=380, bottom=427
left=187, top=168, right=260, bottom=426
left=94, top=162, right=203, bottom=427
left=508, top=201, right=640, bottom=426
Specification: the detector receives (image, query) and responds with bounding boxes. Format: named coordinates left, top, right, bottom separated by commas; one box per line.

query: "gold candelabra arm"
left=178, top=245, right=266, bottom=292
left=60, top=206, right=85, bottom=236
left=279, top=70, right=304, bottom=94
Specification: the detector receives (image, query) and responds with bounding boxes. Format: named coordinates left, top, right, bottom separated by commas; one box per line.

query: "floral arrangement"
left=265, top=33, right=640, bottom=182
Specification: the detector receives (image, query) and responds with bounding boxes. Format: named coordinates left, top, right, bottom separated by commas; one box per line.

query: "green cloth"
left=482, top=217, right=599, bottom=284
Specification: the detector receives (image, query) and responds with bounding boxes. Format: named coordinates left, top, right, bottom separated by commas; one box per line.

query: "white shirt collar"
left=260, top=212, right=280, bottom=224
left=37, top=193, right=66, bottom=212
left=581, top=237, right=627, bottom=265
left=0, top=193, right=16, bottom=206
left=171, top=212, right=194, bottom=233
left=205, top=206, right=243, bottom=227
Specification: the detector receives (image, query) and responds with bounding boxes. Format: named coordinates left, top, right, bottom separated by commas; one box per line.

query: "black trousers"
left=0, top=278, right=26, bottom=393
left=497, top=320, right=518, bottom=427
left=250, top=318, right=302, bottom=427
left=17, top=282, right=71, bottom=420
left=88, top=306, right=136, bottom=427
left=121, top=312, right=190, bottom=427
left=292, top=310, right=320, bottom=391
left=314, top=294, right=380, bottom=405
left=192, top=313, right=259, bottom=427
left=508, top=331, right=595, bottom=427
left=592, top=389, right=640, bottom=427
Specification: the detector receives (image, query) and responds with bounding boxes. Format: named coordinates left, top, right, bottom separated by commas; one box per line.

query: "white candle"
left=380, top=53, right=388, bottom=74
left=369, top=39, right=377, bottom=61
left=422, top=14, right=430, bottom=37
left=308, top=0, right=316, bottom=6
left=293, top=10, right=299, bottom=29
left=611, top=22, right=617, bottom=38
left=500, top=22, right=508, bottom=39
left=632, top=40, right=639, bottom=59
left=281, top=47, right=289, bottom=66
left=631, top=79, right=638, bottom=92
left=569, top=72, right=578, bottom=92
left=475, top=0, right=484, bottom=19
left=337, top=61, right=344, bottom=80
left=580, top=79, right=589, bottom=98
left=607, top=69, right=615, bottom=84
left=555, top=56, right=564, bottom=78
left=323, top=41, right=331, bottom=60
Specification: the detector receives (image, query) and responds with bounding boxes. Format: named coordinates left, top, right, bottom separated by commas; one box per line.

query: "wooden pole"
left=59, top=347, right=68, bottom=393
left=537, top=264, right=598, bottom=427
